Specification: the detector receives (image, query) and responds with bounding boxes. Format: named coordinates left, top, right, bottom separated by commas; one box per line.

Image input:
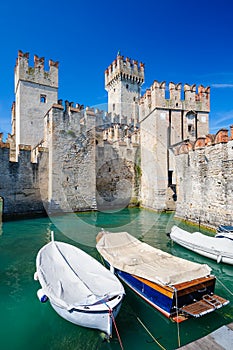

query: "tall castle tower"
left=14, top=50, right=58, bottom=155
left=105, top=54, right=144, bottom=124
left=139, top=80, right=210, bottom=211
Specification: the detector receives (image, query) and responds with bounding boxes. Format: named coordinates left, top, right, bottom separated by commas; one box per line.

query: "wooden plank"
left=132, top=275, right=174, bottom=298
left=180, top=294, right=229, bottom=317
left=181, top=300, right=214, bottom=316
left=173, top=276, right=215, bottom=291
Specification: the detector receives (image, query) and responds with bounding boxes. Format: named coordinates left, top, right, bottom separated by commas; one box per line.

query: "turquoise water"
left=0, top=208, right=232, bottom=350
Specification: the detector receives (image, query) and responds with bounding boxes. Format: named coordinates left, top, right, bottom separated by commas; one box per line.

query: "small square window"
left=40, top=94, right=47, bottom=103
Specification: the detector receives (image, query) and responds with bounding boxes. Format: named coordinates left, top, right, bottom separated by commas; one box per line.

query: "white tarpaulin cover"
left=170, top=225, right=233, bottom=259
left=96, top=231, right=212, bottom=286
left=36, top=241, right=124, bottom=310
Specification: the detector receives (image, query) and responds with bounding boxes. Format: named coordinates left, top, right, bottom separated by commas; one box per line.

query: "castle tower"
left=139, top=80, right=210, bottom=211
left=14, top=50, right=58, bottom=155
left=105, top=54, right=144, bottom=124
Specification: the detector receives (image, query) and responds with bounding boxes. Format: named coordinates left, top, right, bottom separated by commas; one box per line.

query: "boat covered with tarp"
left=170, top=225, right=233, bottom=265
left=34, top=236, right=124, bottom=337
left=96, top=230, right=229, bottom=322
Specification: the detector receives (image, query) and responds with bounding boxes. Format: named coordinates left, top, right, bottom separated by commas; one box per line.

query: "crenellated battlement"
left=105, top=54, right=144, bottom=87
left=139, top=80, right=210, bottom=112
left=15, top=50, right=59, bottom=90
left=174, top=126, right=233, bottom=155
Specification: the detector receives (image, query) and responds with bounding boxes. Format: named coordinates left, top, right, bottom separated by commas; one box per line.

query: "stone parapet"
left=139, top=80, right=210, bottom=112
left=174, top=127, right=232, bottom=155
left=174, top=125, right=233, bottom=227
left=15, top=50, right=59, bottom=90
left=105, top=54, right=144, bottom=87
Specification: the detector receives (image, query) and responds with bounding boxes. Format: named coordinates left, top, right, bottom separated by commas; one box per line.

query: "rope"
left=136, top=317, right=166, bottom=350
left=216, top=277, right=233, bottom=296
left=174, top=288, right=181, bottom=348
left=98, top=253, right=124, bottom=349
left=109, top=308, right=124, bottom=350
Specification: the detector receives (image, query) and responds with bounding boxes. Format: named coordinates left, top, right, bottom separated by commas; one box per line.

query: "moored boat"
left=96, top=230, right=229, bottom=322
left=34, top=234, right=125, bottom=337
left=170, top=225, right=233, bottom=265
left=216, top=225, right=233, bottom=240
left=217, top=225, right=233, bottom=233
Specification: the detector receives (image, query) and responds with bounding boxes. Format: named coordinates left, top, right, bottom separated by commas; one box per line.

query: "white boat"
left=170, top=225, right=233, bottom=265
left=34, top=234, right=124, bottom=337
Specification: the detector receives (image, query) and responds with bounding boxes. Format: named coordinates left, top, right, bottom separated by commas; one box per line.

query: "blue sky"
left=0, top=0, right=233, bottom=136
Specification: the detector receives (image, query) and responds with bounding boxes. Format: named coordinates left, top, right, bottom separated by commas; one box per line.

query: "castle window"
left=126, top=84, right=129, bottom=89
left=40, top=94, right=47, bottom=103
left=113, top=103, right=115, bottom=111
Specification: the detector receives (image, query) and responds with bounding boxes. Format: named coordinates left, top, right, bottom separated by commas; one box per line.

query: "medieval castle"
left=0, top=50, right=232, bottom=228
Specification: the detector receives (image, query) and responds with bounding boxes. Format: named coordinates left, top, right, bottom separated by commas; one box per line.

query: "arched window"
left=40, top=94, right=47, bottom=103
left=186, top=111, right=196, bottom=138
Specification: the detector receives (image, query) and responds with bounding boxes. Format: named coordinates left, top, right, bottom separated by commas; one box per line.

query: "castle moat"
left=0, top=208, right=232, bottom=350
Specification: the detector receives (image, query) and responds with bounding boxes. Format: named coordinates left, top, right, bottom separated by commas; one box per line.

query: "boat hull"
left=96, top=230, right=229, bottom=322
left=50, top=295, right=123, bottom=336
left=114, top=269, right=217, bottom=319
left=116, top=270, right=172, bottom=318
left=178, top=244, right=233, bottom=265
left=170, top=226, right=233, bottom=265
left=35, top=240, right=125, bottom=337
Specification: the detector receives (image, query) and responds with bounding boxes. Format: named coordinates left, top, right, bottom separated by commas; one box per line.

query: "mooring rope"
left=136, top=316, right=167, bottom=350
left=174, top=288, right=181, bottom=348
left=109, top=308, right=124, bottom=350
left=216, top=277, right=233, bottom=296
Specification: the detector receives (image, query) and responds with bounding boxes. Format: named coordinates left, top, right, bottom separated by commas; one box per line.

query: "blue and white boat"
left=96, top=230, right=228, bottom=322
left=216, top=225, right=233, bottom=240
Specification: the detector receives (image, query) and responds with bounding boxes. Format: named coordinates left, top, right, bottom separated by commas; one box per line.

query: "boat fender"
left=33, top=272, right=39, bottom=281
left=217, top=255, right=222, bottom=264
left=37, top=289, right=48, bottom=303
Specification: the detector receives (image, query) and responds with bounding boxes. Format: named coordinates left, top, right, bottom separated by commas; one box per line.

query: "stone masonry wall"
left=175, top=128, right=233, bottom=227
left=0, top=143, right=48, bottom=219
left=96, top=138, right=140, bottom=210
left=44, top=104, right=97, bottom=214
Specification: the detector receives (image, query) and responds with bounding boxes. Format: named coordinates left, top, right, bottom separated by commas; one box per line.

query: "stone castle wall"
left=96, top=124, right=140, bottom=210
left=174, top=128, right=233, bottom=227
left=0, top=142, right=48, bottom=218
left=43, top=103, right=97, bottom=214
left=2, top=50, right=233, bottom=228
left=41, top=102, right=141, bottom=214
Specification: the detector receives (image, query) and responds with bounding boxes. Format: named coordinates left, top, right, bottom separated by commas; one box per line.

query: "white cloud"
left=211, top=83, right=233, bottom=88
left=210, top=110, right=233, bottom=133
